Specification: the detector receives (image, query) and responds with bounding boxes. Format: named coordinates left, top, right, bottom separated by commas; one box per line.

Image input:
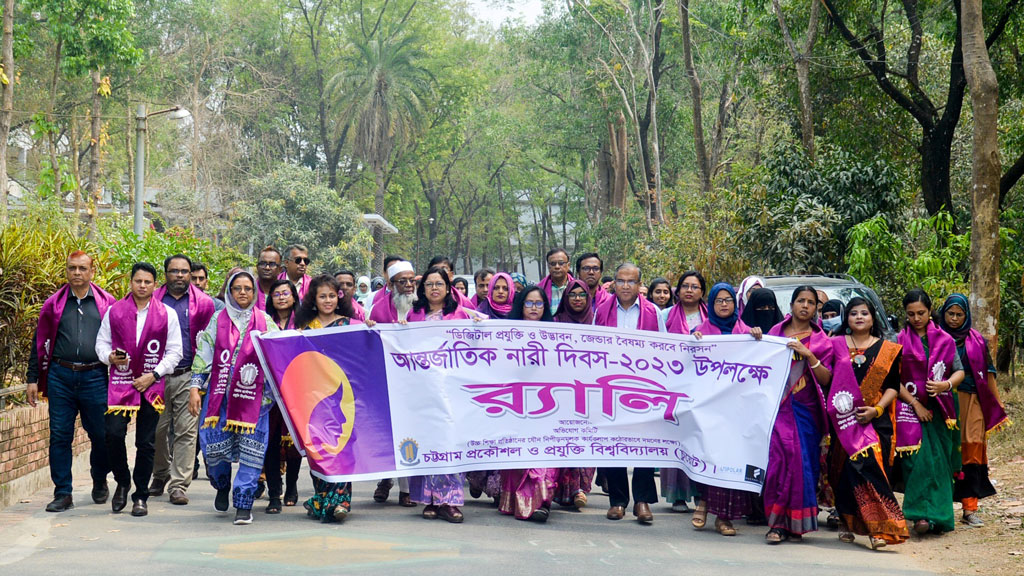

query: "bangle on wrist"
left=874, top=405, right=883, bottom=418
left=809, top=359, right=822, bottom=370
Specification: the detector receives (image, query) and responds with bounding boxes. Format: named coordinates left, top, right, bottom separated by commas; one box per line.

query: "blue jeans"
left=46, top=363, right=110, bottom=497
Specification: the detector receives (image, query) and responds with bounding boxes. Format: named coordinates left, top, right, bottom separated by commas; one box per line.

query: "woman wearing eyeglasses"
left=689, top=283, right=763, bottom=537
left=261, top=279, right=302, bottom=514
left=188, top=271, right=279, bottom=525
left=403, top=266, right=478, bottom=523
left=496, top=285, right=560, bottom=522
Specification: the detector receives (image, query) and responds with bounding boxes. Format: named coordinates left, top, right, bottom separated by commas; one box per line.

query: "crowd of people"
left=24, top=245, right=1008, bottom=549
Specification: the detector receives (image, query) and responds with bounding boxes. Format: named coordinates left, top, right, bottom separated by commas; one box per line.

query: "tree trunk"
left=962, top=0, right=1001, bottom=353
left=70, top=115, right=81, bottom=233
left=679, top=0, right=711, bottom=194
left=372, top=166, right=385, bottom=273
left=125, top=105, right=134, bottom=213
left=920, top=130, right=957, bottom=215
left=88, top=69, right=103, bottom=235
left=48, top=41, right=63, bottom=203
left=0, top=0, right=12, bottom=225
left=771, top=0, right=820, bottom=161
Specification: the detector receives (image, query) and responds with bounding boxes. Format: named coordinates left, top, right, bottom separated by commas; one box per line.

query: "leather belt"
left=55, top=359, right=104, bottom=372
left=170, top=367, right=191, bottom=377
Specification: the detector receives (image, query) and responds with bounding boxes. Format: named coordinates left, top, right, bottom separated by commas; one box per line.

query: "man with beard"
left=368, top=260, right=417, bottom=506
left=149, top=255, right=216, bottom=505
left=279, top=244, right=312, bottom=300
left=366, top=254, right=403, bottom=315
left=575, top=252, right=612, bottom=312
left=255, top=246, right=282, bottom=312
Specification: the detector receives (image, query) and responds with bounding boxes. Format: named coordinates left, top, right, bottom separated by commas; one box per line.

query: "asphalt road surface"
left=1, top=468, right=938, bottom=575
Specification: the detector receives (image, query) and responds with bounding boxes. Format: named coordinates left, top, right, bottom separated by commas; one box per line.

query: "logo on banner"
left=831, top=391, right=855, bottom=415
left=745, top=464, right=766, bottom=485
left=398, top=438, right=420, bottom=466
left=279, top=351, right=356, bottom=461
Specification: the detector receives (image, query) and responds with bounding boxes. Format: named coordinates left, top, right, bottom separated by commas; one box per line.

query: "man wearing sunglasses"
left=279, top=244, right=312, bottom=300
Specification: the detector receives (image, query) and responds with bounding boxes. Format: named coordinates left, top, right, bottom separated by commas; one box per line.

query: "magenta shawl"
left=153, top=283, right=215, bottom=351
left=536, top=273, right=574, bottom=303
left=961, top=330, right=1009, bottom=434
left=205, top=309, right=269, bottom=433
left=35, top=282, right=116, bottom=397
left=768, top=315, right=833, bottom=431
left=278, top=271, right=312, bottom=301
left=898, top=321, right=958, bottom=427
left=826, top=336, right=882, bottom=460
left=665, top=300, right=709, bottom=335
left=593, top=294, right=660, bottom=331
left=486, top=272, right=516, bottom=316
left=693, top=317, right=752, bottom=336
left=406, top=306, right=475, bottom=322
left=106, top=296, right=169, bottom=415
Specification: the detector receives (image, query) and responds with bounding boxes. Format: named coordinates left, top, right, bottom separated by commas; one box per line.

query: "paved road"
left=1, top=469, right=937, bottom=575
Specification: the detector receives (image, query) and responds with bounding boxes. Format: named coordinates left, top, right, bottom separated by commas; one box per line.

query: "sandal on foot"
left=373, top=479, right=394, bottom=503
left=573, top=492, right=587, bottom=509
left=691, top=502, right=708, bottom=529
left=422, top=505, right=438, bottom=520
left=869, top=537, right=887, bottom=550
left=266, top=498, right=282, bottom=514
left=839, top=531, right=855, bottom=543
left=715, top=518, right=737, bottom=536
left=765, top=528, right=788, bottom=544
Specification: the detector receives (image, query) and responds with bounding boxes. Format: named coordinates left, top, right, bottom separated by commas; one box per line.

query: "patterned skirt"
left=408, top=474, right=465, bottom=506
left=304, top=476, right=351, bottom=523
left=553, top=468, right=594, bottom=506
left=499, top=468, right=558, bottom=519
left=832, top=444, right=909, bottom=544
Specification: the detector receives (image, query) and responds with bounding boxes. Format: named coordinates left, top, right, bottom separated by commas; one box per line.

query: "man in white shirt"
left=96, top=262, right=183, bottom=517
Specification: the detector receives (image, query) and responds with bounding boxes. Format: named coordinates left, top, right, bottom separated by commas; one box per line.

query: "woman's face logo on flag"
left=279, top=351, right=356, bottom=460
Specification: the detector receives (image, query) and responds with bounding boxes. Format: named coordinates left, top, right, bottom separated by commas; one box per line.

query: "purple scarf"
left=961, top=329, right=1010, bottom=434
left=486, top=272, right=516, bottom=316
left=35, top=282, right=116, bottom=397
left=369, top=294, right=402, bottom=323
left=278, top=271, right=312, bottom=301
left=665, top=300, right=708, bottom=335
left=406, top=306, right=475, bottom=322
left=594, top=294, right=660, bottom=331
left=537, top=273, right=574, bottom=303
left=153, top=283, right=216, bottom=352
left=205, top=309, right=269, bottom=433
left=553, top=279, right=594, bottom=324
left=768, top=315, right=833, bottom=432
left=106, top=296, right=170, bottom=415
left=591, top=285, right=613, bottom=311
left=694, top=317, right=751, bottom=336
left=898, top=321, right=958, bottom=427
left=825, top=336, right=881, bottom=460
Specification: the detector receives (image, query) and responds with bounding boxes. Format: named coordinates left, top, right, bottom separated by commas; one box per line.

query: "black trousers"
left=265, top=406, right=302, bottom=500
left=599, top=467, right=657, bottom=507
left=105, top=398, right=159, bottom=502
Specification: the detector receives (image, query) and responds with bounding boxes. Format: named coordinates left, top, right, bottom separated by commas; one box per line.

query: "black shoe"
left=130, top=499, right=148, bottom=517
left=45, top=494, right=74, bottom=513
left=111, top=484, right=130, bottom=513
left=266, top=498, right=282, bottom=514
left=215, top=488, right=230, bottom=512
left=234, top=508, right=253, bottom=525
left=254, top=481, right=266, bottom=500
left=192, top=467, right=199, bottom=480
left=91, top=481, right=109, bottom=504
left=148, top=477, right=167, bottom=497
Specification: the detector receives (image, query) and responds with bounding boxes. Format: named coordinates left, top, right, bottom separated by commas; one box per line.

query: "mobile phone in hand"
left=114, top=348, right=127, bottom=359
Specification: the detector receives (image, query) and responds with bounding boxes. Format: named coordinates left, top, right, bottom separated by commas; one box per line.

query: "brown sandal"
left=715, top=518, right=737, bottom=536
left=437, top=504, right=464, bottom=523
left=765, top=528, right=788, bottom=544
left=422, top=504, right=438, bottom=520
left=691, top=502, right=708, bottom=529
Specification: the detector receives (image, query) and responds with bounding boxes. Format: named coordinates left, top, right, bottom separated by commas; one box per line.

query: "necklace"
left=850, top=335, right=875, bottom=368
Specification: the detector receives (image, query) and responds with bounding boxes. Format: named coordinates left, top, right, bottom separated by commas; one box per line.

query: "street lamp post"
left=133, top=104, right=191, bottom=237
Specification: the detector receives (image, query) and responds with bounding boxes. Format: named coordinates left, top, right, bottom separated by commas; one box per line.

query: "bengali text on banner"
left=252, top=320, right=795, bottom=493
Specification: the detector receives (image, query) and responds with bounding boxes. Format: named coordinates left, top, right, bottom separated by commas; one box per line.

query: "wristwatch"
left=151, top=371, right=161, bottom=381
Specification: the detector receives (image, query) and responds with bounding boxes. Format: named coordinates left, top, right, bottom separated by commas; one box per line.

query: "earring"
left=845, top=327, right=852, bottom=335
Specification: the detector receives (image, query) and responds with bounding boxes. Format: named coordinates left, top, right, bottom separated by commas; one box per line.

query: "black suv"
left=760, top=274, right=896, bottom=339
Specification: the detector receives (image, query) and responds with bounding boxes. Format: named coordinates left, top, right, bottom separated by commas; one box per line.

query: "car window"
left=768, top=284, right=892, bottom=335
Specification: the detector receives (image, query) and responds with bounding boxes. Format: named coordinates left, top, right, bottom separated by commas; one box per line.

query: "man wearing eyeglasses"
left=279, top=244, right=312, bottom=300
left=574, top=252, right=612, bottom=312
left=593, top=262, right=665, bottom=525
left=537, top=248, right=574, bottom=314
left=148, top=254, right=216, bottom=506
left=254, top=246, right=282, bottom=312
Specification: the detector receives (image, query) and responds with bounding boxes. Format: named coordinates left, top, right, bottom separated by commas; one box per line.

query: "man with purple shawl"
left=537, top=247, right=573, bottom=314
left=149, top=254, right=216, bottom=506
left=27, top=250, right=117, bottom=513
left=96, top=262, right=184, bottom=517
left=574, top=252, right=612, bottom=312
left=188, top=271, right=278, bottom=525
left=593, top=262, right=664, bottom=524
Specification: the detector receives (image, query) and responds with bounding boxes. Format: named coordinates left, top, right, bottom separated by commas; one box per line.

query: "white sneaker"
left=233, top=508, right=253, bottom=525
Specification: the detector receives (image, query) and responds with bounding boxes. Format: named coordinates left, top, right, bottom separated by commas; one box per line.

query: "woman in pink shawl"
left=659, top=270, right=708, bottom=513
left=404, top=266, right=476, bottom=523
left=763, top=285, right=835, bottom=544
left=689, top=283, right=763, bottom=536
left=263, top=278, right=302, bottom=513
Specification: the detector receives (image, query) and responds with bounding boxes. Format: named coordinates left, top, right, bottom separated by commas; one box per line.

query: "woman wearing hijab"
left=938, top=294, right=1008, bottom=528
left=549, top=279, right=595, bottom=509
left=188, top=271, right=278, bottom=525
left=824, top=296, right=909, bottom=549
left=496, top=286, right=560, bottom=522
left=355, top=276, right=372, bottom=308
left=897, top=289, right=965, bottom=535
left=474, top=272, right=516, bottom=320
left=688, top=283, right=763, bottom=536
left=510, top=272, right=528, bottom=293
left=263, top=279, right=302, bottom=513
left=763, top=286, right=835, bottom=544
left=820, top=299, right=845, bottom=336
left=737, top=275, right=766, bottom=314
left=659, top=271, right=708, bottom=513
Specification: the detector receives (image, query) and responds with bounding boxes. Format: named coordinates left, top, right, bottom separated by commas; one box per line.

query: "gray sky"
left=466, top=0, right=547, bottom=28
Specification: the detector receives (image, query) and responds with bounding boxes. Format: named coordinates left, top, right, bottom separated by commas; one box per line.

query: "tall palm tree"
left=328, top=34, right=434, bottom=271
